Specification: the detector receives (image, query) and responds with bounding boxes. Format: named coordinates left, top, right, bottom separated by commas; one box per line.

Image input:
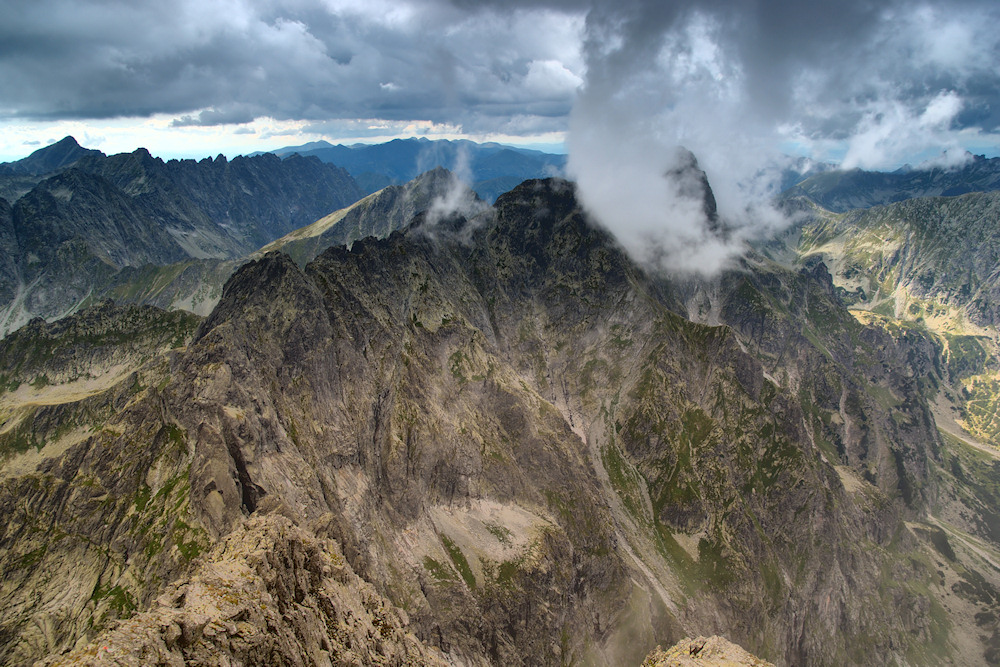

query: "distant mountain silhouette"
left=782, top=154, right=1000, bottom=211
left=265, top=137, right=566, bottom=202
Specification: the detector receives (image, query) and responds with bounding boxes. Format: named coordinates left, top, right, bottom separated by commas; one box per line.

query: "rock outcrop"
left=643, top=636, right=774, bottom=666
left=38, top=515, right=446, bottom=667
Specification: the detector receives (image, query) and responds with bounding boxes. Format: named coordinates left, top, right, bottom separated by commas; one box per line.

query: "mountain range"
left=0, top=137, right=364, bottom=335
left=1, top=138, right=1000, bottom=665
left=782, top=154, right=1000, bottom=212
left=266, top=137, right=567, bottom=202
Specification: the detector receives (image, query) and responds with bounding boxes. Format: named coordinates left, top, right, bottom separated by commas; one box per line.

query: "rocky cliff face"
left=1, top=179, right=999, bottom=666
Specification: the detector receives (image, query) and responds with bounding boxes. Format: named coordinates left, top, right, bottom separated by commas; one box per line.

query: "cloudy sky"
left=2, top=0, right=999, bottom=271
left=2, top=0, right=998, bottom=163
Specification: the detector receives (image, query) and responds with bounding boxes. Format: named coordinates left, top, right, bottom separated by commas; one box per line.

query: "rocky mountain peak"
left=5, top=136, right=103, bottom=176
left=3, top=157, right=1000, bottom=666
left=666, top=146, right=721, bottom=232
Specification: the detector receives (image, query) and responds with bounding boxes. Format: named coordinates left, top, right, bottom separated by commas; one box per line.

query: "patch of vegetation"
left=0, top=409, right=44, bottom=457
left=134, top=484, right=151, bottom=512
left=945, top=334, right=993, bottom=381
left=495, top=558, right=522, bottom=587
left=543, top=489, right=575, bottom=523
left=0, top=373, right=21, bottom=393
left=484, top=522, right=512, bottom=545
left=171, top=518, right=207, bottom=561
left=154, top=472, right=186, bottom=501
left=91, top=583, right=137, bottom=618
left=423, top=556, right=457, bottom=582
left=651, top=522, right=700, bottom=596
left=601, top=442, right=648, bottom=523
left=697, top=537, right=733, bottom=586
left=19, top=545, right=47, bottom=568
left=144, top=532, right=164, bottom=559
left=448, top=350, right=467, bottom=383
left=609, top=332, right=633, bottom=349
left=440, top=535, right=476, bottom=590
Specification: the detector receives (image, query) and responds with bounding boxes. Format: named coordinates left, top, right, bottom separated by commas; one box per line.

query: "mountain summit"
left=2, top=136, right=102, bottom=176
left=0, top=139, right=364, bottom=335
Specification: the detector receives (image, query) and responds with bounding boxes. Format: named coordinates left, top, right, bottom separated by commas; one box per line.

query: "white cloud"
left=523, top=60, right=583, bottom=99
left=841, top=92, right=966, bottom=169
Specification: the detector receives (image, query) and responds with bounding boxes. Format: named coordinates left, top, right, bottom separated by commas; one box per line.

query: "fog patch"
left=563, top=0, right=1000, bottom=277
left=567, top=14, right=792, bottom=276
left=418, top=146, right=493, bottom=244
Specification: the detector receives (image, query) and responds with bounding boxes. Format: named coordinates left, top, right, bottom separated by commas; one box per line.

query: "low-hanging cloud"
left=418, top=146, right=494, bottom=244
left=563, top=0, right=1000, bottom=275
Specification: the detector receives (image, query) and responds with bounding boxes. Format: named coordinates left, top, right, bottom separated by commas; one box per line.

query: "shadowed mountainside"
left=0, top=138, right=364, bottom=336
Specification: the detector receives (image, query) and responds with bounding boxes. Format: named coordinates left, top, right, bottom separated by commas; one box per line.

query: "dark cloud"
left=2, top=0, right=995, bottom=148
left=0, top=0, right=584, bottom=132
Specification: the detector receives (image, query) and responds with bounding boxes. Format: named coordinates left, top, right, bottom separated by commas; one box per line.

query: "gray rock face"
left=1, top=178, right=998, bottom=666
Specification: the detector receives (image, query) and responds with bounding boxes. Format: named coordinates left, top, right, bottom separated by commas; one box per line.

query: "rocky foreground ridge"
left=38, top=515, right=447, bottom=667
left=2, top=178, right=1000, bottom=665
left=642, top=636, right=774, bottom=666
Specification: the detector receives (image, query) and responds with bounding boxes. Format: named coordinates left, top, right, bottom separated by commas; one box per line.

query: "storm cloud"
left=0, top=0, right=584, bottom=135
